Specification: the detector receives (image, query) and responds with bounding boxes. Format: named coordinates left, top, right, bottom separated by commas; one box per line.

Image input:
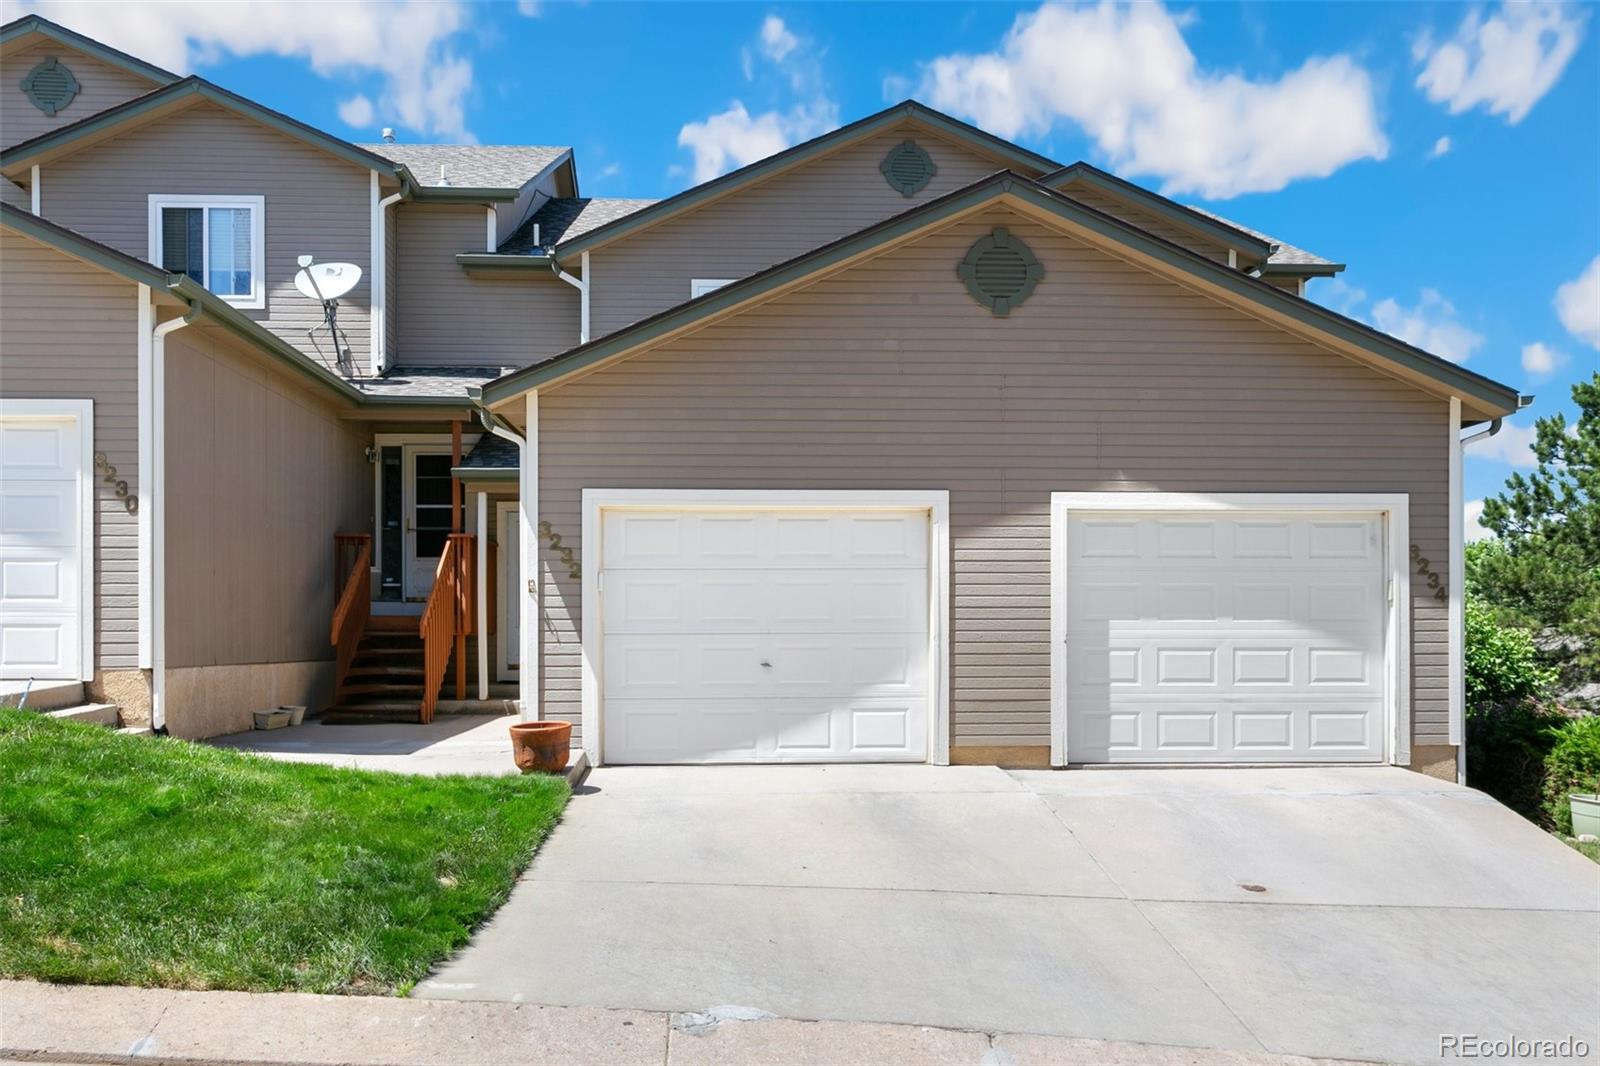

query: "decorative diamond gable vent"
left=879, top=139, right=936, bottom=198
left=21, top=56, right=80, bottom=116
left=957, top=227, right=1044, bottom=316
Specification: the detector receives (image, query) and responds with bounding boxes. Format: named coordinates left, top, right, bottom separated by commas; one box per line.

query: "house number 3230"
left=1410, top=544, right=1448, bottom=603
left=94, top=452, right=138, bottom=515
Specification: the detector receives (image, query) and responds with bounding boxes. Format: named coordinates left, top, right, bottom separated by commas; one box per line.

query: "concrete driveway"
left=417, top=766, right=1600, bottom=1064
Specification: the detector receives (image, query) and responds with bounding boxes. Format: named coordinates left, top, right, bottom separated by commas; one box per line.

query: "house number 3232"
left=1410, top=544, right=1448, bottom=603
left=94, top=452, right=138, bottom=515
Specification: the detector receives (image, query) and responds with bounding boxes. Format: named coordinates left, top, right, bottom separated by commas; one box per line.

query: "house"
left=0, top=16, right=1522, bottom=779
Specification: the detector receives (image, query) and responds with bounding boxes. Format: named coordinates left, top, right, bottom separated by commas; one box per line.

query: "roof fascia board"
left=451, top=466, right=517, bottom=481
left=1, top=15, right=179, bottom=86
left=0, top=77, right=403, bottom=179
left=1259, top=262, right=1346, bottom=277
left=410, top=185, right=522, bottom=204
left=553, top=101, right=1058, bottom=259
left=489, top=173, right=1517, bottom=416
left=1046, top=164, right=1273, bottom=258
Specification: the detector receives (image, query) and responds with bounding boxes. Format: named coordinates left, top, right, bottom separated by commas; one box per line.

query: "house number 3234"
left=93, top=452, right=138, bottom=515
left=1410, top=544, right=1448, bottom=603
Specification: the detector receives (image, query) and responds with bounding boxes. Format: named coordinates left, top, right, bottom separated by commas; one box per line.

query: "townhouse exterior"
left=0, top=16, right=1522, bottom=778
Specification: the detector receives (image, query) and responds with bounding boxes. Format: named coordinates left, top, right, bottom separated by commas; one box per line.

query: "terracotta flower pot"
left=509, top=721, right=572, bottom=774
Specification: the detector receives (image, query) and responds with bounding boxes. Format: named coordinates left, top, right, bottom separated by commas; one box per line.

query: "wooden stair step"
left=336, top=683, right=425, bottom=697
left=322, top=705, right=422, bottom=724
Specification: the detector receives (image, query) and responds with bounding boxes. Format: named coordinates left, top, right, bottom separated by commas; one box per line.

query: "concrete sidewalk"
left=0, top=980, right=1372, bottom=1065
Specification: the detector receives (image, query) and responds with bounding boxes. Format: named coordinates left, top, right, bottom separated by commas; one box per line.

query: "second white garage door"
left=1064, top=509, right=1389, bottom=764
left=598, top=507, right=930, bottom=764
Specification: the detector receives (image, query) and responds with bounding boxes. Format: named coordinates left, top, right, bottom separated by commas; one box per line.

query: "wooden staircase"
left=323, top=621, right=430, bottom=722
left=325, top=532, right=477, bottom=725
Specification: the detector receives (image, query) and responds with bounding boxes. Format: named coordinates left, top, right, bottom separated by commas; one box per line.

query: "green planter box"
left=1571, top=794, right=1600, bottom=838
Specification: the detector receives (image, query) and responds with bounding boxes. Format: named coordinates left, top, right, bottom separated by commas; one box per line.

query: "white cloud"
left=1464, top=499, right=1494, bottom=543
left=1414, top=1, right=1586, bottom=124
left=597, top=162, right=622, bottom=179
left=1370, top=289, right=1485, bottom=363
left=1555, top=255, right=1600, bottom=349
left=1520, top=341, right=1567, bottom=376
left=515, top=0, right=540, bottom=15
left=14, top=0, right=479, bottom=141
left=759, top=15, right=798, bottom=63
left=911, top=1, right=1387, bottom=199
left=677, top=100, right=835, bottom=184
left=337, top=93, right=374, bottom=130
left=1466, top=419, right=1539, bottom=468
left=1429, top=135, right=1452, bottom=158
left=677, top=15, right=838, bottom=183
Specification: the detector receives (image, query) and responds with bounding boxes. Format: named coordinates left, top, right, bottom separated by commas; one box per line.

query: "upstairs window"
left=147, top=195, right=265, bottom=308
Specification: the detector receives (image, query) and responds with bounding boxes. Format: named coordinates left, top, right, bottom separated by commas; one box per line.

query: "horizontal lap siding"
left=540, top=209, right=1448, bottom=749
left=0, top=229, right=141, bottom=669
left=590, top=125, right=1017, bottom=337
left=42, top=103, right=374, bottom=372
left=394, top=204, right=578, bottom=366
left=163, top=325, right=370, bottom=670
left=2, top=41, right=161, bottom=149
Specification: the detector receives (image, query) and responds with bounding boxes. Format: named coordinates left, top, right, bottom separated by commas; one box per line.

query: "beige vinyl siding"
left=589, top=125, right=1023, bottom=337
left=163, top=321, right=369, bottom=678
left=0, top=228, right=141, bottom=669
left=538, top=209, right=1449, bottom=750
left=40, top=102, right=375, bottom=372
left=1058, top=182, right=1235, bottom=264
left=1, top=40, right=162, bottom=149
left=0, top=179, right=28, bottom=210
left=394, top=203, right=579, bottom=367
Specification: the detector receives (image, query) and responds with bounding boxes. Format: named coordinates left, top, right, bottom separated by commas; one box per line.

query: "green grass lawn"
left=1564, top=836, right=1600, bottom=863
left=0, top=708, right=568, bottom=994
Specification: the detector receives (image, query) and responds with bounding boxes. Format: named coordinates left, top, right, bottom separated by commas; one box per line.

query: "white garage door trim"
left=1050, top=492, right=1410, bottom=768
left=582, top=489, right=950, bottom=768
left=0, top=398, right=95, bottom=682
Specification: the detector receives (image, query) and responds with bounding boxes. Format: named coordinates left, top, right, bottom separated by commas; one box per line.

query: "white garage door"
left=1066, top=511, right=1387, bottom=764
left=0, top=412, right=86, bottom=680
left=599, top=508, right=930, bottom=764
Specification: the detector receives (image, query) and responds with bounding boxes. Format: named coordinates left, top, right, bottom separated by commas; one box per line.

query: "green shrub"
left=1466, top=700, right=1564, bottom=823
left=1543, top=715, right=1600, bottom=834
left=1465, top=597, right=1556, bottom=705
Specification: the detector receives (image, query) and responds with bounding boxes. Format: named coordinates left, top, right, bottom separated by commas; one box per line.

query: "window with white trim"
left=147, top=195, right=266, bottom=308
left=690, top=278, right=734, bottom=299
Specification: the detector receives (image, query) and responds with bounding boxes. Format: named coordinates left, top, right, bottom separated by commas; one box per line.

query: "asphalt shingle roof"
left=350, top=365, right=510, bottom=399
left=358, top=144, right=567, bottom=190
left=500, top=197, right=658, bottom=253
left=1184, top=204, right=1339, bottom=269
left=457, top=434, right=519, bottom=471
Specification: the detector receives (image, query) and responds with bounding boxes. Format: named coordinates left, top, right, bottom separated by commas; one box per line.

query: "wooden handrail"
left=330, top=534, right=372, bottom=704
left=419, top=533, right=474, bottom=724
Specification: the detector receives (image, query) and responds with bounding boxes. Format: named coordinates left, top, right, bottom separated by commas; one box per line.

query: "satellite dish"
left=294, top=261, right=361, bottom=302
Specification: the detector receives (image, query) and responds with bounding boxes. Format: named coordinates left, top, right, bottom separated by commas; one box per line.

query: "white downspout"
left=476, top=490, right=488, bottom=701
left=149, top=301, right=201, bottom=733
left=370, top=173, right=405, bottom=374
left=137, top=287, right=153, bottom=670
left=29, top=165, right=39, bottom=214
left=552, top=253, right=589, bottom=344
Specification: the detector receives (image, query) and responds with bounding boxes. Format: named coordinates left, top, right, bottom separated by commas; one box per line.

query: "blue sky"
left=16, top=1, right=1598, bottom=525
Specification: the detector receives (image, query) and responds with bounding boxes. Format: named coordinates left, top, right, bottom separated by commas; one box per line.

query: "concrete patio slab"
left=208, top=714, right=522, bottom=776
left=583, top=762, right=1029, bottom=796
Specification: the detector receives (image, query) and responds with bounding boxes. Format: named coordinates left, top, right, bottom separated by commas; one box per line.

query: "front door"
left=402, top=446, right=456, bottom=601
left=496, top=501, right=520, bottom=681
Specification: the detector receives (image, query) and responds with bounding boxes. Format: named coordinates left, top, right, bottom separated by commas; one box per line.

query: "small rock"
left=1578, top=834, right=1599, bottom=844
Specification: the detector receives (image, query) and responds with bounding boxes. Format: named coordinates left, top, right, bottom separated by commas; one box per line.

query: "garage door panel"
left=1066, top=510, right=1386, bottom=765
left=604, top=632, right=926, bottom=700
left=1, top=413, right=83, bottom=680
left=606, top=568, right=926, bottom=635
left=0, top=421, right=79, bottom=479
left=602, top=510, right=927, bottom=570
left=601, top=506, right=932, bottom=764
